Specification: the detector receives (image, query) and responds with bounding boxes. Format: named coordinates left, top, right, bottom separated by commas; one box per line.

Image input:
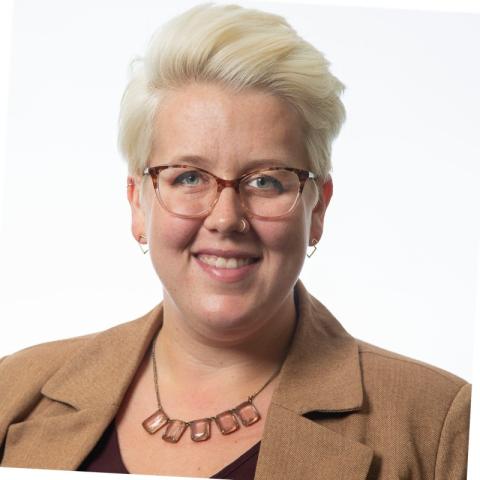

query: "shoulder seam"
left=359, top=350, right=464, bottom=387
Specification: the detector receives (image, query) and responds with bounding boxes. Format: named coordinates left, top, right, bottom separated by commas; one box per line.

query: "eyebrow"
left=169, top=155, right=290, bottom=171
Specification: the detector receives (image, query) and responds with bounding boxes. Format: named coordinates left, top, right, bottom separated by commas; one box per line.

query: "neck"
left=153, top=290, right=297, bottom=403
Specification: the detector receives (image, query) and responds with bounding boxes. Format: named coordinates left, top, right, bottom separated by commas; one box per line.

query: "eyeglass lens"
left=154, top=166, right=301, bottom=218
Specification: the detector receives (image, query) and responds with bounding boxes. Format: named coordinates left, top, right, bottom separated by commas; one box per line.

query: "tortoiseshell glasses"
left=143, top=164, right=319, bottom=220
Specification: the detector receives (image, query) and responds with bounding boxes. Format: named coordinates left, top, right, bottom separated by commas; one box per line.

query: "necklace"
left=141, top=333, right=281, bottom=443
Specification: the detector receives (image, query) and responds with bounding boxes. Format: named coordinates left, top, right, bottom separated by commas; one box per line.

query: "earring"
left=139, top=234, right=149, bottom=255
left=307, top=238, right=318, bottom=258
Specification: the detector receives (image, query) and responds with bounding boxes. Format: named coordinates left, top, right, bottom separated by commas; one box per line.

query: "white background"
left=0, top=0, right=479, bottom=478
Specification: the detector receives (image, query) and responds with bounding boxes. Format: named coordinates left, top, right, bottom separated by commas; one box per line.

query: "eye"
left=247, top=175, right=284, bottom=193
left=173, top=170, right=203, bottom=186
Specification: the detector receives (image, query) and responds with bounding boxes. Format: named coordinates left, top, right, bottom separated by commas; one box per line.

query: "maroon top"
left=78, top=421, right=260, bottom=479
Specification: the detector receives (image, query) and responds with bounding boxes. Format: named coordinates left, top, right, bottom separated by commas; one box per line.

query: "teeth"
left=197, top=255, right=256, bottom=269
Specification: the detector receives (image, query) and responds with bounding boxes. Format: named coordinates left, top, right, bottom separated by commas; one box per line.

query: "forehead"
left=151, top=83, right=308, bottom=171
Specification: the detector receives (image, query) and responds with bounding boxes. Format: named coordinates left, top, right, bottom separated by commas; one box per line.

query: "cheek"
left=256, top=213, right=309, bottom=259
left=147, top=207, right=201, bottom=253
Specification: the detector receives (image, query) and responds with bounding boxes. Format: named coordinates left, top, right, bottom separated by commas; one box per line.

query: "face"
left=128, top=83, right=332, bottom=342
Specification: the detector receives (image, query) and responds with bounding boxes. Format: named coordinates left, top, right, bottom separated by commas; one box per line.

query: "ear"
left=309, top=175, right=333, bottom=245
left=127, top=175, right=147, bottom=245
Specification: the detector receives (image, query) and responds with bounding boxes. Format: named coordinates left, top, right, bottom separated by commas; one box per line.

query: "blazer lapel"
left=2, top=304, right=163, bottom=470
left=4, top=280, right=372, bottom=476
left=2, top=406, right=116, bottom=470
left=255, top=404, right=373, bottom=480
left=255, top=280, right=374, bottom=479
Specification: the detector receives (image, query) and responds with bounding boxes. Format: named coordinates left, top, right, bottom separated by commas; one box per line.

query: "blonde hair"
left=118, top=3, right=345, bottom=180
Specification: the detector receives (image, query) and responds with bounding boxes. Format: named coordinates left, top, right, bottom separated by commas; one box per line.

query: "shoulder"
left=355, top=338, right=470, bottom=419
left=356, top=338, right=469, bottom=401
left=0, top=310, right=156, bottom=393
left=354, top=339, right=470, bottom=474
left=0, top=333, right=97, bottom=447
left=0, top=333, right=96, bottom=395
left=357, top=338, right=467, bottom=385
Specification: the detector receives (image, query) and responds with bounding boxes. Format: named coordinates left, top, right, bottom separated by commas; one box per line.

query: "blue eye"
left=174, top=171, right=201, bottom=185
left=248, top=175, right=284, bottom=192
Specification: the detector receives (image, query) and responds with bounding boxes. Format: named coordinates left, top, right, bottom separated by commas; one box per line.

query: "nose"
left=202, top=185, right=246, bottom=234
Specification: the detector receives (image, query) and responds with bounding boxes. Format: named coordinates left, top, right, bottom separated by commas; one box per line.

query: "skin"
left=120, top=82, right=333, bottom=475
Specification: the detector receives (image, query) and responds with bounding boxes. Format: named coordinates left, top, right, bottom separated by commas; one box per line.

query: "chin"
left=195, top=296, right=264, bottom=336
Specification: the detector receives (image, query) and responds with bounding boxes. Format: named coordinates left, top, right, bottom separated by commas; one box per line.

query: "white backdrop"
left=0, top=1, right=479, bottom=479
left=0, top=0, right=478, bottom=381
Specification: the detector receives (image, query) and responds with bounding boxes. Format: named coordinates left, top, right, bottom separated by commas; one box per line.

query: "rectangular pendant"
left=162, top=419, right=187, bottom=443
left=189, top=418, right=211, bottom=442
left=142, top=408, right=169, bottom=434
left=215, top=410, right=240, bottom=435
left=235, top=401, right=261, bottom=427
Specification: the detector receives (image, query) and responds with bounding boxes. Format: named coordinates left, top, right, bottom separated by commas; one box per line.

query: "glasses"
left=143, top=164, right=319, bottom=220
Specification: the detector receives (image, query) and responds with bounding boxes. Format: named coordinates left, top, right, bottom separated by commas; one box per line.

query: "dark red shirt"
left=78, top=421, right=260, bottom=479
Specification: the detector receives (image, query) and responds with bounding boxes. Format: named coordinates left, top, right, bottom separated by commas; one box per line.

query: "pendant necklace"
left=142, top=333, right=281, bottom=443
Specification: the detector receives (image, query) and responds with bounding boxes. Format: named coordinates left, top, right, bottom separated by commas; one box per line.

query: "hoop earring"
left=307, top=238, right=318, bottom=258
left=139, top=234, right=149, bottom=255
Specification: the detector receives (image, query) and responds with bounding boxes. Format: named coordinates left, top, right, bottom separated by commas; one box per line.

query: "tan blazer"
left=0, top=280, right=470, bottom=479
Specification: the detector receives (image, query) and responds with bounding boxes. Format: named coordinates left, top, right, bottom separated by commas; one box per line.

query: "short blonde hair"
left=118, top=3, right=345, bottom=180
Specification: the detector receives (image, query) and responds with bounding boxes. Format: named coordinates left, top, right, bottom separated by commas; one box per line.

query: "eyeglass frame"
left=142, top=164, right=319, bottom=220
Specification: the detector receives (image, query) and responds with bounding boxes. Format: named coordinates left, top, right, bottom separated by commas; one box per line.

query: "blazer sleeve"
left=434, top=382, right=471, bottom=480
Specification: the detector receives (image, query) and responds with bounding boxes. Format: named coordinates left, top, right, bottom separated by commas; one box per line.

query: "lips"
left=193, top=250, right=262, bottom=282
left=193, top=248, right=262, bottom=260
left=196, top=254, right=259, bottom=269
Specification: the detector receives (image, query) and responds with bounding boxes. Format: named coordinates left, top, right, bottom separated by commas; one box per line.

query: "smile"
left=196, top=254, right=259, bottom=269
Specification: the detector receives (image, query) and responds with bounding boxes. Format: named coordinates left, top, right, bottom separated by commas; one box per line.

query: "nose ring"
left=239, top=218, right=250, bottom=233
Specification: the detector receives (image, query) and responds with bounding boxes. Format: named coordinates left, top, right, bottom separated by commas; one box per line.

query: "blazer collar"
left=252, top=280, right=373, bottom=479
left=40, top=279, right=363, bottom=416
left=7, top=280, right=371, bottom=475
left=2, top=305, right=164, bottom=470
left=41, top=304, right=163, bottom=411
left=272, top=278, right=364, bottom=414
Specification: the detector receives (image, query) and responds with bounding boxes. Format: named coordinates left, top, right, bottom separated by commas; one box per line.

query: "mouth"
left=194, top=254, right=261, bottom=269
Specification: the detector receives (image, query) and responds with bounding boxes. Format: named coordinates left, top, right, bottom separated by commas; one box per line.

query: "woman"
left=0, top=4, right=470, bottom=479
